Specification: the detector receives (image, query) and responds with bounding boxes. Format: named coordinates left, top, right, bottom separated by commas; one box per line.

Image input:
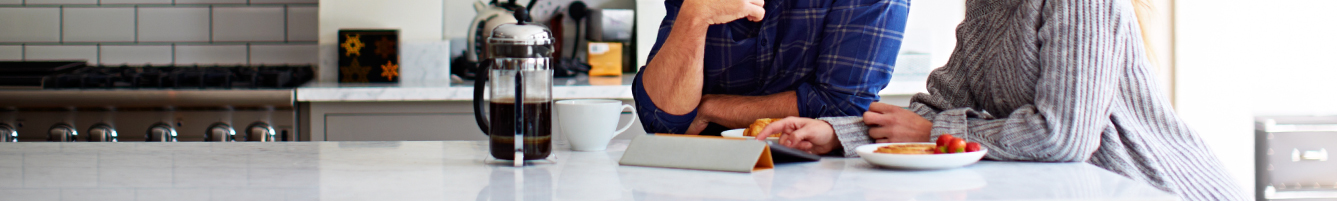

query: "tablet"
left=767, top=141, right=822, bottom=163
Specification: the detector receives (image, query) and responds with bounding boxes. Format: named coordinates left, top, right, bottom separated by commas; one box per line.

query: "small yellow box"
left=587, top=42, right=623, bottom=76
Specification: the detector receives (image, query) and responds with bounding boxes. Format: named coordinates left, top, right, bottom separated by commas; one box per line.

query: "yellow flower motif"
left=380, top=61, right=399, bottom=81
left=341, top=34, right=365, bottom=57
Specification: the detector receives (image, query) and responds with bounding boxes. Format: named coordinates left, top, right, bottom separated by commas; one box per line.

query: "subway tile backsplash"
left=175, top=45, right=247, bottom=65
left=138, top=7, right=211, bottom=42
left=100, top=45, right=172, bottom=65
left=0, top=1, right=317, bottom=66
left=0, top=7, right=61, bottom=42
left=286, top=6, right=317, bottom=42
left=98, top=0, right=172, bottom=4
left=63, top=7, right=136, bottom=42
left=213, top=6, right=285, bottom=42
left=25, top=45, right=98, bottom=63
left=25, top=0, right=98, bottom=5
left=0, top=45, right=20, bottom=60
left=250, top=44, right=315, bottom=64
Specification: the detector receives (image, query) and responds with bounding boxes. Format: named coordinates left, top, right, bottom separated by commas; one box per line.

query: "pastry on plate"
left=743, top=118, right=782, bottom=137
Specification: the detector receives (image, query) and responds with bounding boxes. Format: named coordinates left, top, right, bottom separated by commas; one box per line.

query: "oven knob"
left=145, top=122, right=177, bottom=142
left=0, top=123, right=16, bottom=142
left=48, top=123, right=78, bottom=142
left=86, top=123, right=117, bottom=142
left=205, top=122, right=235, bottom=142
left=245, top=122, right=276, bottom=142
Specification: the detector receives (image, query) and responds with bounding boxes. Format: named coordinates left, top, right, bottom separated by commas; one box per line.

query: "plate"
left=855, top=143, right=987, bottom=170
left=720, top=128, right=779, bottom=141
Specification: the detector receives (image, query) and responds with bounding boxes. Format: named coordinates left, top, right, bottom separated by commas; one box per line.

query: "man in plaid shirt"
left=632, top=0, right=910, bottom=135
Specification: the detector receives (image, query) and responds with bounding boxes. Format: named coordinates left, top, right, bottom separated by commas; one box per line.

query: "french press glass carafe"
left=473, top=10, right=554, bottom=166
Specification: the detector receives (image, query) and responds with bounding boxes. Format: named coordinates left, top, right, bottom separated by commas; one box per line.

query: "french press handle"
left=473, top=60, right=492, bottom=136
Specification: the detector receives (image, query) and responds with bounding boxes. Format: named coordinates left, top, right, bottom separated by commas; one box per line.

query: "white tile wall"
left=99, top=0, right=173, bottom=4
left=25, top=0, right=97, bottom=5
left=100, top=45, right=172, bottom=65
left=2, top=2, right=321, bottom=65
left=0, top=46, right=20, bottom=60
left=173, top=0, right=245, bottom=4
left=213, top=6, right=285, bottom=42
left=0, top=8, right=61, bottom=42
left=250, top=44, right=315, bottom=65
left=287, top=6, right=318, bottom=42
left=25, top=45, right=98, bottom=63
left=138, top=7, right=211, bottom=42
left=174, top=45, right=246, bottom=65
left=63, top=7, right=136, bottom=42
left=251, top=0, right=317, bottom=4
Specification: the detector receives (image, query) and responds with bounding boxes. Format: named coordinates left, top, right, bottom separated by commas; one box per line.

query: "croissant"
left=742, top=118, right=782, bottom=137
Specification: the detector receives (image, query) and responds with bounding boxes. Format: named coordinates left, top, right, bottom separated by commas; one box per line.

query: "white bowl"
left=855, top=143, right=987, bottom=170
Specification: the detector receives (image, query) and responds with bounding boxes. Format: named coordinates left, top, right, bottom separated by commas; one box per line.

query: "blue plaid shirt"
left=632, top=0, right=910, bottom=134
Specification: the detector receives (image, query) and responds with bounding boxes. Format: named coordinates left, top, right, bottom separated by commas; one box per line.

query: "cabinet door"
left=324, top=113, right=488, bottom=141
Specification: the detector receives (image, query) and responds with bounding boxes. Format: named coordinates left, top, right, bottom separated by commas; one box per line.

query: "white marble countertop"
left=296, top=74, right=927, bottom=102
left=0, top=140, right=1178, bottom=201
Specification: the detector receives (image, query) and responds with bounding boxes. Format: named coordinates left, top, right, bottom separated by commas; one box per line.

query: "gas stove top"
left=0, top=61, right=314, bottom=90
left=46, top=65, right=314, bottom=89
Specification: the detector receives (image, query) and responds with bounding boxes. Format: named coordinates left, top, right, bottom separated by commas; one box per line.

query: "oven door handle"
left=1292, top=148, right=1328, bottom=161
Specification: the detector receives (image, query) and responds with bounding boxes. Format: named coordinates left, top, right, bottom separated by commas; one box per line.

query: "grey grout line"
left=95, top=43, right=101, bottom=65
left=170, top=43, right=175, bottom=64
left=246, top=43, right=251, bottom=65
left=20, top=44, right=25, bottom=60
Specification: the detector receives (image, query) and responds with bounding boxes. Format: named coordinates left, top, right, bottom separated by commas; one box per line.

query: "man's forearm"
left=700, top=91, right=800, bottom=128
left=642, top=14, right=711, bottom=115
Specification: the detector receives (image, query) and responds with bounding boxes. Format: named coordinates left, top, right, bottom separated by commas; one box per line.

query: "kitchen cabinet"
left=300, top=101, right=646, bottom=141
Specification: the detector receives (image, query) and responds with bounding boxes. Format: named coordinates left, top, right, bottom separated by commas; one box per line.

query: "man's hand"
left=863, top=102, right=932, bottom=143
left=757, top=117, right=840, bottom=155
left=680, top=0, right=766, bottom=25
left=685, top=114, right=710, bottom=135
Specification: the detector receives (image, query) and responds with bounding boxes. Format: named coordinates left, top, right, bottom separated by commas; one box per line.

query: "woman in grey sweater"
left=755, top=0, right=1247, bottom=200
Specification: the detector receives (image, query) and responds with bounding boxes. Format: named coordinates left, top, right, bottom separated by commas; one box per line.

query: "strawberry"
left=948, top=138, right=966, bottom=153
left=936, top=134, right=955, bottom=147
left=965, top=142, right=981, bottom=152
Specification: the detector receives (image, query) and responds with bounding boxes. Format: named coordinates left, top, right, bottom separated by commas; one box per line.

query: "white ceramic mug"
left=556, top=99, right=637, bottom=151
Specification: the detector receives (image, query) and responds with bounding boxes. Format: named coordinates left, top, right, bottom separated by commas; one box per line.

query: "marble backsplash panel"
left=318, top=41, right=451, bottom=85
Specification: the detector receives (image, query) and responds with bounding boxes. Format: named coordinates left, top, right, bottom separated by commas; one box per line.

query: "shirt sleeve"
left=795, top=0, right=910, bottom=118
left=908, top=1, right=1125, bottom=162
left=819, top=116, right=871, bottom=158
left=630, top=0, right=697, bottom=134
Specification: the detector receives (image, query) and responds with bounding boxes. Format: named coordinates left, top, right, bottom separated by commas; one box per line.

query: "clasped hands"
left=754, top=103, right=933, bottom=155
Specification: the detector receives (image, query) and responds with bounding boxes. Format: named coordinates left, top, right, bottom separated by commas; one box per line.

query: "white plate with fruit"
left=855, top=134, right=987, bottom=170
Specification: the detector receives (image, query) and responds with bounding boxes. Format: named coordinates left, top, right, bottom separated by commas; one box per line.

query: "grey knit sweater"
left=823, top=0, right=1247, bottom=200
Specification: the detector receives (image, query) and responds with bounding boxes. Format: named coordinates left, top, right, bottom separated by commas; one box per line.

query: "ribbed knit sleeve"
left=819, top=116, right=870, bottom=157
left=913, top=0, right=1120, bottom=162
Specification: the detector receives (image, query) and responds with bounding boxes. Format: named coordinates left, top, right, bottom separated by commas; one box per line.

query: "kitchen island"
left=0, top=140, right=1178, bottom=201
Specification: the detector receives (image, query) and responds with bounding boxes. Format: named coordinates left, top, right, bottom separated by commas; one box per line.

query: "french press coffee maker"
left=473, top=9, right=555, bottom=166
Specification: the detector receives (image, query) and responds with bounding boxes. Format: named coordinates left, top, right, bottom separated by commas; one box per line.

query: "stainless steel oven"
left=0, top=63, right=311, bottom=142
left=1256, top=116, right=1337, bottom=200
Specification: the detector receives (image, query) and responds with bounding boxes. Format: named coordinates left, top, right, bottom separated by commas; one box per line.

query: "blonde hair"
left=1131, top=0, right=1156, bottom=66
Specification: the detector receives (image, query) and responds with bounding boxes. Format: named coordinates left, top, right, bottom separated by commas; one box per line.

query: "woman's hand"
left=680, top=0, right=766, bottom=25
left=756, top=117, right=839, bottom=155
left=863, top=102, right=933, bottom=143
